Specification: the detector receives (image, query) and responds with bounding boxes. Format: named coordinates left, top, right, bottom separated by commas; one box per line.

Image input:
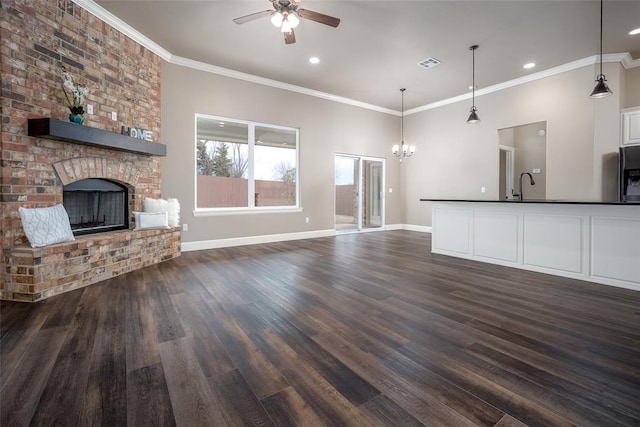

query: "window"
left=196, top=114, right=299, bottom=211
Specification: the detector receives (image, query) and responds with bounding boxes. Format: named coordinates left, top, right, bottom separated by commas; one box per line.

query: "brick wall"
left=1, top=0, right=162, bottom=247
left=1, top=0, right=175, bottom=300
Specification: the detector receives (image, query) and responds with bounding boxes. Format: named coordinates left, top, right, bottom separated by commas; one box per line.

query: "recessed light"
left=309, top=56, right=320, bottom=64
left=630, top=28, right=640, bottom=35
left=523, top=62, right=536, bottom=69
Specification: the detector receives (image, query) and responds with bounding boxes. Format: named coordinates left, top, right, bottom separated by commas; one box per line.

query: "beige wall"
left=624, top=66, right=640, bottom=108
left=161, top=62, right=401, bottom=243
left=498, top=128, right=515, bottom=147
left=161, top=60, right=636, bottom=240
left=404, top=62, right=625, bottom=226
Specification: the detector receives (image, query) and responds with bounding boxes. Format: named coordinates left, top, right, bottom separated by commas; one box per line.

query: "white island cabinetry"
left=429, top=201, right=640, bottom=291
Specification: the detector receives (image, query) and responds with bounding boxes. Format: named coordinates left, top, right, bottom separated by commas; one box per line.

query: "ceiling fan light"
left=288, top=13, right=300, bottom=28
left=590, top=75, right=613, bottom=98
left=281, top=18, right=292, bottom=33
left=467, top=107, right=481, bottom=124
left=271, top=12, right=283, bottom=27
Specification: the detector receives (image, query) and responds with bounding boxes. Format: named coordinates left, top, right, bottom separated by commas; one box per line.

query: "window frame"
left=194, top=113, right=301, bottom=215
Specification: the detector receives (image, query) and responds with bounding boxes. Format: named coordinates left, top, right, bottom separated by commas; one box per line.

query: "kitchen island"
left=420, top=199, right=640, bottom=291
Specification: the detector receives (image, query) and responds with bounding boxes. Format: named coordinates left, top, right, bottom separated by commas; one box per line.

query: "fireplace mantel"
left=28, top=118, right=167, bottom=156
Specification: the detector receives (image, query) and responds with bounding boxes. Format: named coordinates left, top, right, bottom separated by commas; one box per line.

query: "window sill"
left=193, top=207, right=303, bottom=217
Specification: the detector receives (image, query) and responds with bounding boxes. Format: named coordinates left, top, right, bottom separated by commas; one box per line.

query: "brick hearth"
left=3, top=228, right=181, bottom=302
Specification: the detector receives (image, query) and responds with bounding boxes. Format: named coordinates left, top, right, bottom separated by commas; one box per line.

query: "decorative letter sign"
left=121, top=125, right=153, bottom=142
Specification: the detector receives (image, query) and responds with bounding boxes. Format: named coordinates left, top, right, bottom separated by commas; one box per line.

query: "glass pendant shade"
left=280, top=16, right=292, bottom=33
left=275, top=12, right=298, bottom=33
left=271, top=12, right=283, bottom=27
left=288, top=13, right=300, bottom=28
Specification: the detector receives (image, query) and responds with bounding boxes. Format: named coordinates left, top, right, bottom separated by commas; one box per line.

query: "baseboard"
left=401, top=224, right=432, bottom=233
left=181, top=225, right=431, bottom=252
left=181, top=229, right=336, bottom=252
left=384, top=224, right=403, bottom=231
left=385, top=224, right=432, bottom=233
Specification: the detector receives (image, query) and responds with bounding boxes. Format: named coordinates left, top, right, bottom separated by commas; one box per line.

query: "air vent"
left=417, top=57, right=441, bottom=69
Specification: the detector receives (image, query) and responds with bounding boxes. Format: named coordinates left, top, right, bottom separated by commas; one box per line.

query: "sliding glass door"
left=363, top=159, right=383, bottom=229
left=334, top=155, right=359, bottom=231
left=335, top=155, right=385, bottom=232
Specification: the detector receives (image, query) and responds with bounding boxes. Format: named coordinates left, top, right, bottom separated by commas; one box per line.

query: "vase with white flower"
left=61, top=68, right=89, bottom=125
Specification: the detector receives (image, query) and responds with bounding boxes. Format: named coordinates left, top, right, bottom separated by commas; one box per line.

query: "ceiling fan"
left=233, top=0, right=340, bottom=45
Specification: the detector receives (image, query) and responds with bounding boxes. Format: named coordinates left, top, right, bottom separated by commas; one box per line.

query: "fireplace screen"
left=63, top=179, right=129, bottom=235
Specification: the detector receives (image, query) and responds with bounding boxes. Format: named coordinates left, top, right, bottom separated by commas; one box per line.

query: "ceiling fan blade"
left=233, top=10, right=274, bottom=25
left=297, top=9, right=340, bottom=27
left=284, top=29, right=296, bottom=44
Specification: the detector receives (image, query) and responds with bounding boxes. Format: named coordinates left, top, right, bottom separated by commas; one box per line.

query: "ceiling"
left=93, top=0, right=640, bottom=111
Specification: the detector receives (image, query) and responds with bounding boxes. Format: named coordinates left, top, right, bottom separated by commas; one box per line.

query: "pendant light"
left=392, top=88, right=415, bottom=158
left=467, top=45, right=480, bottom=124
left=590, top=0, right=613, bottom=98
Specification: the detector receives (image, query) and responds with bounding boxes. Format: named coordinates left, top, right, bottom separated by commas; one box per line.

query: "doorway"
left=499, top=145, right=515, bottom=200
left=334, top=154, right=385, bottom=232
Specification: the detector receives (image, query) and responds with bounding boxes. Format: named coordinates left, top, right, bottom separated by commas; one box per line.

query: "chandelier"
left=392, top=88, right=415, bottom=158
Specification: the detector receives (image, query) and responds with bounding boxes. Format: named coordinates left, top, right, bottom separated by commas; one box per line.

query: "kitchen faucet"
left=513, top=172, right=535, bottom=201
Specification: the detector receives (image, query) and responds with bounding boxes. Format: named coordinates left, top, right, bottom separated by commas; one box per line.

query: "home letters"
left=121, top=125, right=153, bottom=142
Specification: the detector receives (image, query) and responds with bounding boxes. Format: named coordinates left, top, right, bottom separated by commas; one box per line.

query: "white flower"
left=61, top=68, right=89, bottom=114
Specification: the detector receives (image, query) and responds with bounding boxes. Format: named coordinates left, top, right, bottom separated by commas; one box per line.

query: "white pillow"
left=18, top=204, right=75, bottom=248
left=134, top=211, right=170, bottom=230
left=143, top=197, right=180, bottom=227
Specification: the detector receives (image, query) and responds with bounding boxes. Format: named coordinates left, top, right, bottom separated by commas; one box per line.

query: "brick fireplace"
left=1, top=0, right=180, bottom=301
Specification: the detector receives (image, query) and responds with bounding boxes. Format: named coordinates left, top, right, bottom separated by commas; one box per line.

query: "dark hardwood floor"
left=2, top=230, right=640, bottom=426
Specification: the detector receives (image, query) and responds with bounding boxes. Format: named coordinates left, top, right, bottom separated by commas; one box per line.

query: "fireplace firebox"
left=63, top=179, right=129, bottom=235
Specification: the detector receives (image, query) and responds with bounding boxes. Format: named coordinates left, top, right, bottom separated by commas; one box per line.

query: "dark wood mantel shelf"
left=28, top=118, right=167, bottom=156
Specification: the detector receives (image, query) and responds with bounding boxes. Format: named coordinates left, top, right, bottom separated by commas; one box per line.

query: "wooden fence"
left=197, top=175, right=295, bottom=207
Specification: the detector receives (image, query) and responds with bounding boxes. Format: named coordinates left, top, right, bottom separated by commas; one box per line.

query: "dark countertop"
left=420, top=199, right=640, bottom=206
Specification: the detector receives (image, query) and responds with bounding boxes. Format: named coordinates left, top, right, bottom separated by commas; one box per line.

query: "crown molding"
left=406, top=53, right=631, bottom=115
left=75, top=0, right=636, bottom=116
left=73, top=0, right=395, bottom=115
left=71, top=0, right=172, bottom=61
left=621, top=52, right=640, bottom=69
left=170, top=56, right=398, bottom=115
